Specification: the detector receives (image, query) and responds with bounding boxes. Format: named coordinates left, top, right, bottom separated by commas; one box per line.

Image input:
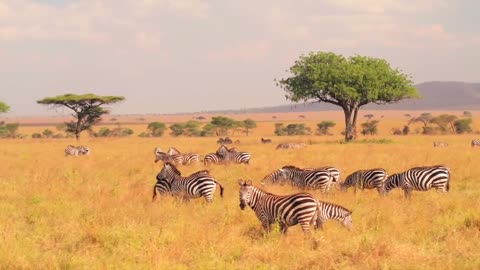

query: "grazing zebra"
left=238, top=179, right=319, bottom=235
left=154, top=147, right=200, bottom=165
left=203, top=153, right=224, bottom=165
left=472, top=139, right=480, bottom=147
left=65, top=145, right=90, bottom=156
left=262, top=166, right=333, bottom=192
left=433, top=142, right=448, bottom=147
left=215, top=145, right=250, bottom=165
left=261, top=138, right=272, bottom=144
left=276, top=143, right=306, bottom=150
left=153, top=163, right=223, bottom=202
left=383, top=165, right=450, bottom=198
left=305, top=166, right=341, bottom=184
left=217, top=137, right=233, bottom=144
left=340, top=169, right=387, bottom=195
left=315, top=200, right=353, bottom=230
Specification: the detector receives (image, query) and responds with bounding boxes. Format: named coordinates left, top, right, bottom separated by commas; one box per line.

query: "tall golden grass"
left=1, top=119, right=480, bottom=269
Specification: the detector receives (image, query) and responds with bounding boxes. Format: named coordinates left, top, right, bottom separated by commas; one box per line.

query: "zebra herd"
left=433, top=139, right=480, bottom=147
left=154, top=145, right=251, bottom=166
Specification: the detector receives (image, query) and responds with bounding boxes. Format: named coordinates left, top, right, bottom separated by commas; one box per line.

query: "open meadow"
left=1, top=114, right=480, bottom=269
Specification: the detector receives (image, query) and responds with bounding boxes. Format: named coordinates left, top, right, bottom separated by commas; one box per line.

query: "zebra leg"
left=279, top=223, right=288, bottom=234
left=261, top=219, right=271, bottom=233
left=403, top=187, right=412, bottom=199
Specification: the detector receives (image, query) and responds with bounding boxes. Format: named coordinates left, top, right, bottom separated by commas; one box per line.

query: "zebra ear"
left=246, top=180, right=252, bottom=185
left=238, top=179, right=244, bottom=186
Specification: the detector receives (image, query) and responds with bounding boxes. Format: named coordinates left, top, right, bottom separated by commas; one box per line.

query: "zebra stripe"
left=203, top=153, right=223, bottom=165
left=472, top=139, right=480, bottom=147
left=304, top=166, right=341, bottom=184
left=214, top=145, right=250, bottom=165
left=262, top=166, right=333, bottom=192
left=433, top=142, right=448, bottom=147
left=154, top=150, right=200, bottom=165
left=153, top=163, right=224, bottom=202
left=383, top=165, right=450, bottom=198
left=340, top=168, right=387, bottom=195
left=316, top=201, right=353, bottom=230
left=238, top=179, right=319, bottom=234
left=65, top=145, right=90, bottom=156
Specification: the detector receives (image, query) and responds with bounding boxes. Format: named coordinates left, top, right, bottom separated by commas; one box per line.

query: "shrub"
left=361, top=120, right=379, bottom=135
left=316, top=121, right=336, bottom=135
left=32, top=133, right=42, bottom=139
left=454, top=119, right=472, bottom=134
left=147, top=122, right=166, bottom=137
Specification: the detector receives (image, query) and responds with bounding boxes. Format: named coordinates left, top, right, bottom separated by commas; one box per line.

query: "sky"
left=0, top=0, right=479, bottom=116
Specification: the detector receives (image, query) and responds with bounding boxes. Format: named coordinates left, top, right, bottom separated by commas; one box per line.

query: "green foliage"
left=277, top=51, right=419, bottom=141
left=210, top=116, right=237, bottom=136
left=316, top=121, right=336, bottom=135
left=169, top=121, right=202, bottom=137
left=361, top=120, right=379, bottom=135
left=0, top=123, right=20, bottom=138
left=31, top=133, right=42, bottom=139
left=201, top=123, right=217, bottom=137
left=42, top=129, right=54, bottom=138
left=92, top=126, right=134, bottom=137
left=409, top=113, right=432, bottom=127
left=402, top=125, right=410, bottom=135
left=274, top=123, right=311, bottom=136
left=242, top=119, right=257, bottom=136
left=430, top=114, right=457, bottom=133
left=37, top=93, right=124, bottom=140
left=454, top=118, right=472, bottom=134
left=147, top=122, right=166, bottom=137
left=0, top=101, right=10, bottom=113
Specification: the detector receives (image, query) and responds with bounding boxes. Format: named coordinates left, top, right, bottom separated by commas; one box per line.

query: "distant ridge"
left=200, top=81, right=480, bottom=114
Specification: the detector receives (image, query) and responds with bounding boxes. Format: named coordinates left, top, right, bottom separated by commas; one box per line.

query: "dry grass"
left=1, top=117, right=480, bottom=269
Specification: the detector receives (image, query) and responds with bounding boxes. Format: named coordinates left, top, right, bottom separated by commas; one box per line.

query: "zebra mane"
left=165, top=162, right=181, bottom=176
left=167, top=147, right=181, bottom=155
left=281, top=165, right=302, bottom=171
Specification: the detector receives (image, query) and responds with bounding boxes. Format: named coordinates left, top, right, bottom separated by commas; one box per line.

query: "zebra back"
left=341, top=168, right=387, bottom=194
left=471, top=139, right=480, bottom=147
left=280, top=166, right=332, bottom=192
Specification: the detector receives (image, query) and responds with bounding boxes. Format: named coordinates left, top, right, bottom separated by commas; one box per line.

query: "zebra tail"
left=216, top=181, right=224, bottom=198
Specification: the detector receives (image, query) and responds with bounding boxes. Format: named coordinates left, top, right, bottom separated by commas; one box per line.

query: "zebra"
left=276, top=143, right=306, bottom=150
left=217, top=137, right=233, bottom=144
left=304, top=166, right=341, bottom=185
left=154, top=148, right=200, bottom=165
left=382, top=165, right=450, bottom=198
left=315, top=200, right=353, bottom=230
left=203, top=153, right=225, bottom=165
left=153, top=163, right=224, bottom=202
left=472, top=139, right=480, bottom=147
left=65, top=145, right=90, bottom=156
left=433, top=142, right=448, bottom=147
left=340, top=169, right=387, bottom=195
left=215, top=145, right=250, bottom=165
left=262, top=166, right=333, bottom=193
left=261, top=138, right=272, bottom=144
left=238, top=179, right=320, bottom=235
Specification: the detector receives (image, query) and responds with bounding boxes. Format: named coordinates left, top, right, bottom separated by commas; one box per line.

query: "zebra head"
left=154, top=151, right=167, bottom=163
left=167, top=147, right=181, bottom=155
left=79, top=146, right=90, bottom=155
left=261, top=168, right=287, bottom=185
left=342, top=212, right=353, bottom=230
left=238, top=179, right=253, bottom=210
left=157, top=162, right=182, bottom=181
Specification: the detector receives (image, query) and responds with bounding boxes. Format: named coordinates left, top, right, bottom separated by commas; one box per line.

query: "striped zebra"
left=238, top=179, right=319, bottom=234
left=315, top=200, right=353, bottom=230
left=340, top=168, right=387, bottom=195
left=65, top=145, right=90, bottom=156
left=433, top=142, right=448, bottom=147
left=383, top=165, right=450, bottom=198
left=203, top=153, right=223, bottom=165
left=154, top=148, right=200, bottom=165
left=472, top=139, right=480, bottom=147
left=305, top=166, right=341, bottom=184
left=262, top=166, right=333, bottom=192
left=276, top=143, right=306, bottom=150
left=215, top=145, right=250, bottom=165
left=153, top=163, right=224, bottom=202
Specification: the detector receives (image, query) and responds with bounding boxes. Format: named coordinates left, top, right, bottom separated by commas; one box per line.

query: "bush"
left=32, top=133, right=42, bottom=139
left=147, top=122, right=166, bottom=137
left=361, top=120, right=379, bottom=135
left=402, top=125, right=410, bottom=135
left=454, top=119, right=472, bottom=134
left=0, top=123, right=20, bottom=138
left=275, top=123, right=311, bottom=136
left=316, top=121, right=335, bottom=135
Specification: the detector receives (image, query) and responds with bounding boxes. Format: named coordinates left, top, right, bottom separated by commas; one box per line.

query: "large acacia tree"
left=37, top=94, right=125, bottom=140
left=277, top=52, right=419, bottom=141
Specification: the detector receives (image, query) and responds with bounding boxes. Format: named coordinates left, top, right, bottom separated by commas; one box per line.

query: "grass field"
left=1, top=117, right=480, bottom=269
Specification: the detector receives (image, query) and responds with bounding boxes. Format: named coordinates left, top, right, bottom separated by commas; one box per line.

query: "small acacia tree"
left=317, top=121, right=336, bottom=135
left=0, top=101, right=10, bottom=114
left=242, top=119, right=257, bottom=136
left=37, top=94, right=124, bottom=140
left=277, top=52, right=419, bottom=141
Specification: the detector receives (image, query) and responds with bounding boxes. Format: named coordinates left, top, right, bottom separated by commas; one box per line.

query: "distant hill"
left=218, top=81, right=480, bottom=114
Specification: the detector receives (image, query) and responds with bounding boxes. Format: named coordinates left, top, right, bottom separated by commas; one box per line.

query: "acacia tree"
left=277, top=52, right=419, bottom=141
left=37, top=94, right=124, bottom=140
left=0, top=101, right=10, bottom=114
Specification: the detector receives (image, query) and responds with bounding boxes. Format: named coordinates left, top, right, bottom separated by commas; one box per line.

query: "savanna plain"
left=1, top=113, right=480, bottom=269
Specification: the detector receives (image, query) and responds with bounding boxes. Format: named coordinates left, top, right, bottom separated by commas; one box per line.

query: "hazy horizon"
left=1, top=0, right=479, bottom=116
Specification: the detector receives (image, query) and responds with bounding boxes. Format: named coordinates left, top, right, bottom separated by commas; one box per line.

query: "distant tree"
left=170, top=123, right=185, bottom=136
left=402, top=125, right=410, bottom=135
left=409, top=113, right=433, bottom=134
left=201, top=123, right=217, bottom=137
left=0, top=123, right=19, bottom=138
left=463, top=111, right=472, bottom=118
left=277, top=52, right=419, bottom=141
left=404, top=114, right=411, bottom=118
left=316, top=121, right=336, bottom=135
left=0, top=101, right=10, bottom=114
left=37, top=94, right=124, bottom=140
left=210, top=116, right=237, bottom=136
left=430, top=114, right=458, bottom=133
left=364, top=114, right=374, bottom=120
left=275, top=123, right=311, bottom=136
left=147, top=122, right=166, bottom=137
left=32, top=133, right=42, bottom=139
left=298, top=115, right=306, bottom=119
left=361, top=120, right=379, bottom=135
left=242, top=119, right=257, bottom=136
left=391, top=128, right=402, bottom=135
left=42, top=129, right=54, bottom=138
left=454, top=118, right=472, bottom=134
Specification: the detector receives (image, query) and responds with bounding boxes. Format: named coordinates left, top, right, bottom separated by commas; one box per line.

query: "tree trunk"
left=343, top=106, right=358, bottom=142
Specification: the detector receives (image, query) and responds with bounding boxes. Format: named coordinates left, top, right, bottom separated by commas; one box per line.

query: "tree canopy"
left=277, top=52, right=419, bottom=141
left=0, top=101, right=10, bottom=114
left=37, top=93, right=124, bottom=140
